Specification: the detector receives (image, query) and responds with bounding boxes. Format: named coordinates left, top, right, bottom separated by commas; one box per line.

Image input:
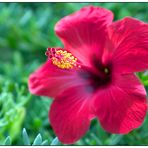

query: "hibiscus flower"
left=28, top=6, right=148, bottom=144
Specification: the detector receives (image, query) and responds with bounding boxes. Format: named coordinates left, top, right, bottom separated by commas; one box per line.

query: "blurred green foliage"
left=0, top=2, right=148, bottom=145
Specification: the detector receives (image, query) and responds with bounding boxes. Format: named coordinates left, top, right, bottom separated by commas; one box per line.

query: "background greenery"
left=0, top=2, right=148, bottom=146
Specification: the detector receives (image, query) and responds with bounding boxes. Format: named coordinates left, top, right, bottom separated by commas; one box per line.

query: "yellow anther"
left=50, top=49, right=80, bottom=69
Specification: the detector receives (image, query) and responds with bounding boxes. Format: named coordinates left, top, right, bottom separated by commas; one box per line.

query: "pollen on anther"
left=45, top=47, right=81, bottom=69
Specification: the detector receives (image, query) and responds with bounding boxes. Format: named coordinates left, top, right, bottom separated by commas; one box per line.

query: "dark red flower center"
left=78, top=55, right=112, bottom=92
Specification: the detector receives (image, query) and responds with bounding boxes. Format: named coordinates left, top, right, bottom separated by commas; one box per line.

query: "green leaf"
left=22, top=128, right=30, bottom=145
left=90, top=133, right=102, bottom=145
left=51, top=137, right=60, bottom=145
left=109, top=135, right=123, bottom=145
left=32, top=133, right=42, bottom=145
left=41, top=140, right=49, bottom=146
left=4, top=136, right=11, bottom=145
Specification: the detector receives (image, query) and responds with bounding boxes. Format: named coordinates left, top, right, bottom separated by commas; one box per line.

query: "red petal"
left=49, top=86, right=93, bottom=144
left=93, top=73, right=147, bottom=134
left=28, top=61, right=85, bottom=98
left=55, top=6, right=113, bottom=66
left=104, top=17, right=148, bottom=73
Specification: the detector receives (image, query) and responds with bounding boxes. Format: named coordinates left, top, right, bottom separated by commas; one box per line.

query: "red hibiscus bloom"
left=28, top=6, right=148, bottom=144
